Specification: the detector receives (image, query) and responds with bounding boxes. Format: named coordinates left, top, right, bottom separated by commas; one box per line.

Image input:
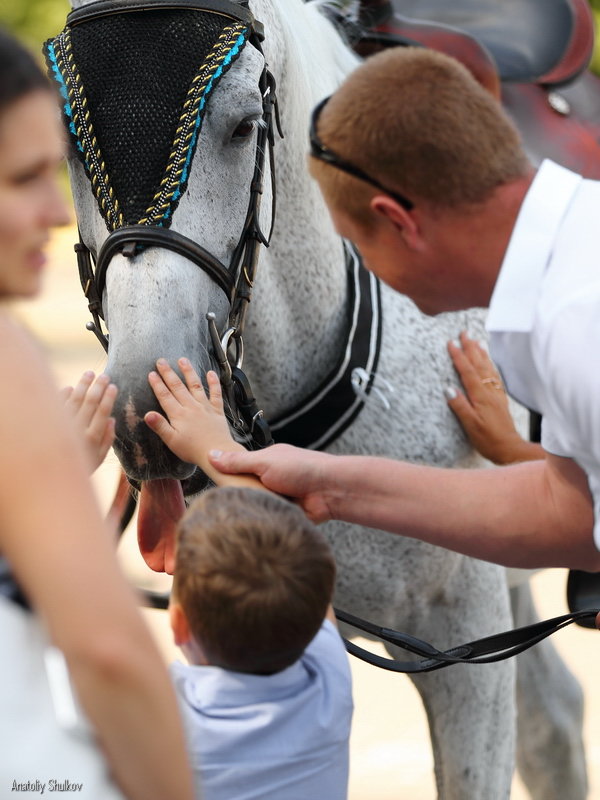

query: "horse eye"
left=232, top=119, right=256, bottom=140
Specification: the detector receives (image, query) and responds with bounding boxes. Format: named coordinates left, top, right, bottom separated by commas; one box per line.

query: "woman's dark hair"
left=0, top=28, right=49, bottom=114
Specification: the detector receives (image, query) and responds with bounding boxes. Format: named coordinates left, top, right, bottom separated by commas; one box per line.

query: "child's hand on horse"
left=61, top=371, right=118, bottom=473
left=144, top=359, right=245, bottom=474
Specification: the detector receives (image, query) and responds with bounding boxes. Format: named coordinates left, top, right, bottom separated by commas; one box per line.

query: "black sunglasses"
left=309, top=95, right=414, bottom=211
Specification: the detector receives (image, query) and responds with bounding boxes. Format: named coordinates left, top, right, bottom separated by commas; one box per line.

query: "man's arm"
left=142, top=358, right=599, bottom=571
left=209, top=446, right=599, bottom=570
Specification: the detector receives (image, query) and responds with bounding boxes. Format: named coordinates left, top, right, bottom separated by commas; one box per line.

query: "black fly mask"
left=45, top=3, right=254, bottom=230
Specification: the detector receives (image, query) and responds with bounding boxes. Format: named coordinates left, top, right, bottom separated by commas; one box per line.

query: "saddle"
left=328, top=0, right=600, bottom=178
left=357, top=0, right=594, bottom=86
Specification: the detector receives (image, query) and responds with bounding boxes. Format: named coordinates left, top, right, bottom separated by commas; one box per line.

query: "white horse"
left=61, top=0, right=586, bottom=796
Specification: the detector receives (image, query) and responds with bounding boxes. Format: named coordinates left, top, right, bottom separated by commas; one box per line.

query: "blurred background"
left=3, top=1, right=600, bottom=798
left=3, top=0, right=600, bottom=72
left=0, top=1, right=70, bottom=52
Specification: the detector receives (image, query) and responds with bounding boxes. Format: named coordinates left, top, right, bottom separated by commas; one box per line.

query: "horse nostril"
left=112, top=428, right=195, bottom=482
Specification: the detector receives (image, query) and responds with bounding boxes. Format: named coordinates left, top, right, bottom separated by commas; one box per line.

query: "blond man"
left=166, top=47, right=600, bottom=600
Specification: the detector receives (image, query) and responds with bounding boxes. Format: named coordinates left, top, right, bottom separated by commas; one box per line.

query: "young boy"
left=168, top=486, right=353, bottom=800
left=141, top=359, right=353, bottom=796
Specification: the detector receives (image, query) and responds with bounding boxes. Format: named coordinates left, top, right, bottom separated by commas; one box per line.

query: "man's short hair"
left=311, top=46, right=530, bottom=222
left=173, top=487, right=336, bottom=674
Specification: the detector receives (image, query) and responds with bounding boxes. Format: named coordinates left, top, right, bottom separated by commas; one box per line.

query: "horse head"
left=47, top=1, right=279, bottom=569
left=49, top=0, right=353, bottom=570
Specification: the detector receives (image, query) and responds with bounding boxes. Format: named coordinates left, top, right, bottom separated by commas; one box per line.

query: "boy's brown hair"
left=172, top=487, right=336, bottom=674
left=311, top=47, right=530, bottom=223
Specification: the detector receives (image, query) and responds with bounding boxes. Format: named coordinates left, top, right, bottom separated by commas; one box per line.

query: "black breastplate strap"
left=270, top=243, right=383, bottom=450
left=335, top=606, right=599, bottom=672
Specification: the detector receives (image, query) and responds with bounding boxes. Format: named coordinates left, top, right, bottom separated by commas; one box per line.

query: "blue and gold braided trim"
left=140, top=22, right=249, bottom=226
left=46, top=26, right=124, bottom=230
left=45, top=21, right=250, bottom=231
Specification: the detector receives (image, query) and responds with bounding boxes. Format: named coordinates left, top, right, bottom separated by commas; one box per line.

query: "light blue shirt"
left=170, top=619, right=353, bottom=800
left=487, top=158, right=600, bottom=548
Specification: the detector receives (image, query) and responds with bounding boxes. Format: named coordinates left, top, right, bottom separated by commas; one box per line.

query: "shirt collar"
left=486, top=159, right=582, bottom=333
left=171, top=654, right=311, bottom=711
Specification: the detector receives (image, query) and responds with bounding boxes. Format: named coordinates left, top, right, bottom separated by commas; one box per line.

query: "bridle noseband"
left=62, top=0, right=282, bottom=447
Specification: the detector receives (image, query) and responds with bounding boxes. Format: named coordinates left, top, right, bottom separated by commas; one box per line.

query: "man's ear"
left=370, top=195, right=425, bottom=251
left=169, top=601, right=192, bottom=646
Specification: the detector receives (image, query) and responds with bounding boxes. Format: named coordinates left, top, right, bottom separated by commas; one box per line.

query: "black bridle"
left=72, top=0, right=281, bottom=448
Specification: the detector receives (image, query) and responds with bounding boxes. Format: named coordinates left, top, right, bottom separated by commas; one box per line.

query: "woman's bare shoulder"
left=0, top=309, right=52, bottom=372
left=1, top=308, right=38, bottom=345
left=0, top=310, right=60, bottom=421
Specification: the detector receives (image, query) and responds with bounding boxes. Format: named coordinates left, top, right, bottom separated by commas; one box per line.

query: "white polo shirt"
left=170, top=619, right=353, bottom=800
left=486, top=158, right=600, bottom=549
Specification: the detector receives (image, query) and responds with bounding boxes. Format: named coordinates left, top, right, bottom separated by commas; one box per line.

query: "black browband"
left=67, top=0, right=261, bottom=35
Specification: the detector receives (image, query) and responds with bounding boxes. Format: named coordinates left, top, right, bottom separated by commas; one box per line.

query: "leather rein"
left=335, top=607, right=599, bottom=673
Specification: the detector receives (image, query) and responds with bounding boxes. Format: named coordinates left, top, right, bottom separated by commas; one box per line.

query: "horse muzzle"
left=111, top=389, right=195, bottom=482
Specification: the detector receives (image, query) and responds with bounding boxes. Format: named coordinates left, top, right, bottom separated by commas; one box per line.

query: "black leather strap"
left=335, top=606, right=599, bottom=672
left=67, top=0, right=256, bottom=28
left=137, top=586, right=599, bottom=672
left=270, top=243, right=383, bottom=450
left=95, top=225, right=235, bottom=302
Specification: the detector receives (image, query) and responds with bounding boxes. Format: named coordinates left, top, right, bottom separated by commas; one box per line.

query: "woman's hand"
left=445, top=332, right=543, bottom=465
left=61, top=371, right=117, bottom=473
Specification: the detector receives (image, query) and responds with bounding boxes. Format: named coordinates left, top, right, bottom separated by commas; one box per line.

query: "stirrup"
left=567, top=569, right=600, bottom=629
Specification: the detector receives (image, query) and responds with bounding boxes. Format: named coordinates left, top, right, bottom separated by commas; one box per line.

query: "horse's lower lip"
left=181, top=470, right=212, bottom=497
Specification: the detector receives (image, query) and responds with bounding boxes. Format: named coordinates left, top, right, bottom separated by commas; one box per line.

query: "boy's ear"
left=169, top=601, right=192, bottom=646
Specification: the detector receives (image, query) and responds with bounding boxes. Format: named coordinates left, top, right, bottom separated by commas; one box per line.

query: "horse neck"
left=242, top=0, right=362, bottom=416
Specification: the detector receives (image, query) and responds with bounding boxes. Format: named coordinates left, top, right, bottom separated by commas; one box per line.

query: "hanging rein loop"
left=335, top=606, right=600, bottom=672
